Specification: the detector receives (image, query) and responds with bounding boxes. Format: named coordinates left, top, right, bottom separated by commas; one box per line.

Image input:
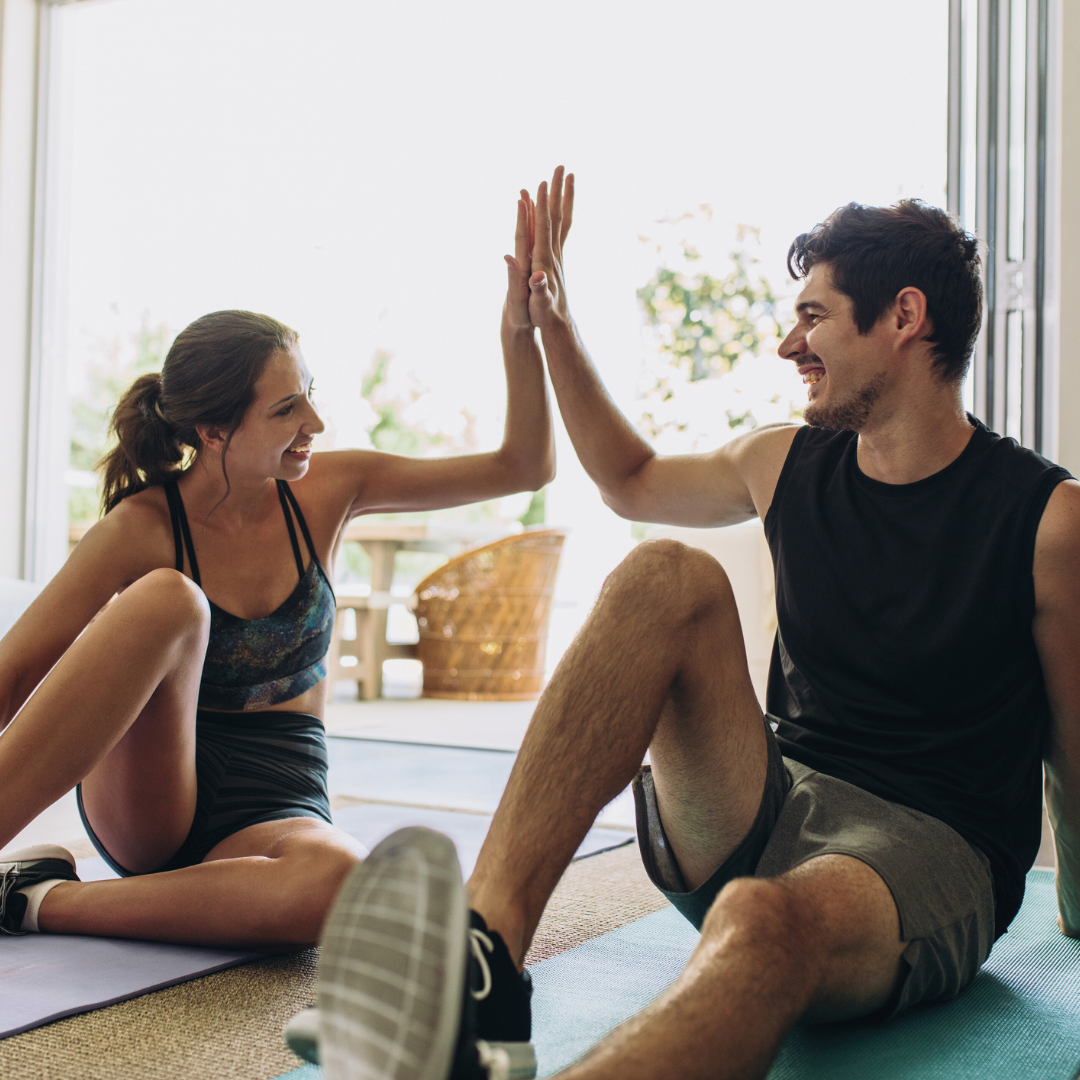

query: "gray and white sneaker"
left=0, top=845, right=79, bottom=935
left=315, top=827, right=510, bottom=1080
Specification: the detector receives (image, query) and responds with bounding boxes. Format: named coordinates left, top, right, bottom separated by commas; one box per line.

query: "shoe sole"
left=318, top=827, right=468, bottom=1080
left=483, top=1041, right=536, bottom=1079
left=0, top=844, right=77, bottom=871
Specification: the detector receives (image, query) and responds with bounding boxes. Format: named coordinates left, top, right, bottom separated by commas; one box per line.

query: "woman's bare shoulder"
left=79, top=486, right=179, bottom=581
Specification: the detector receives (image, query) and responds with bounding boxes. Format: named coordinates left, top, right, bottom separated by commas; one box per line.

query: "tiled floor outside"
left=3, top=695, right=1054, bottom=870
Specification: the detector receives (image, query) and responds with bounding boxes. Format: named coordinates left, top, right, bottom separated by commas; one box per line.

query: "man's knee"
left=701, top=876, right=824, bottom=964
left=602, top=539, right=738, bottom=623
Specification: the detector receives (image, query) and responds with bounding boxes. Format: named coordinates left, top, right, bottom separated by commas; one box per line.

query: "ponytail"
left=99, top=373, right=187, bottom=514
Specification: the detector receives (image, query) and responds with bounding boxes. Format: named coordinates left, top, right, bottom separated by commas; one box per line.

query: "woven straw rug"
left=0, top=843, right=667, bottom=1080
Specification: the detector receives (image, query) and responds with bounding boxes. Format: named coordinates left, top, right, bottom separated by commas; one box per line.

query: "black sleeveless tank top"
left=764, top=418, right=1072, bottom=936
left=164, top=479, right=336, bottom=712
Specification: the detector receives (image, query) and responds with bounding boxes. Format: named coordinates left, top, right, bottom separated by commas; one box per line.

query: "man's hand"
left=528, top=165, right=574, bottom=331
left=502, top=190, right=535, bottom=339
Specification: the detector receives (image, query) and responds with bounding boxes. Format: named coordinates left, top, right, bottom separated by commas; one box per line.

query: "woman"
left=0, top=193, right=552, bottom=950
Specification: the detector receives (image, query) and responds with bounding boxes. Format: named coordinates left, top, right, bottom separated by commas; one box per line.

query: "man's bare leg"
left=468, top=539, right=769, bottom=964
left=558, top=854, right=906, bottom=1080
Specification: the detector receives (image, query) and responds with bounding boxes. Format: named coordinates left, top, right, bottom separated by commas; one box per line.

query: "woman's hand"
left=502, top=190, right=535, bottom=338
left=528, top=165, right=574, bottom=332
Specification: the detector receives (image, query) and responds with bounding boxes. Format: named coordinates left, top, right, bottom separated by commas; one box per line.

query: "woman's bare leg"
left=0, top=569, right=209, bottom=853
left=1, top=568, right=363, bottom=949
left=37, top=818, right=364, bottom=950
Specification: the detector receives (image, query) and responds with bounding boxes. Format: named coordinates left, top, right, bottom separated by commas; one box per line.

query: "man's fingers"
left=534, top=180, right=553, bottom=263
left=530, top=271, right=551, bottom=299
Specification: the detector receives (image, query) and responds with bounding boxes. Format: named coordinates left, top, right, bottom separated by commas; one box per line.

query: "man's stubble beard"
left=804, top=370, right=887, bottom=432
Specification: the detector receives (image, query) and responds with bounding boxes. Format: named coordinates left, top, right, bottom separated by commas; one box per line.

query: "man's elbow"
left=598, top=486, right=641, bottom=521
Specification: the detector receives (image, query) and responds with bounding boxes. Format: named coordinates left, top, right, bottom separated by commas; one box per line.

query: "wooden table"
left=332, top=521, right=513, bottom=699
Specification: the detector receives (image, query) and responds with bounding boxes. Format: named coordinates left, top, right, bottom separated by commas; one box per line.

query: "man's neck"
left=855, top=391, right=974, bottom=486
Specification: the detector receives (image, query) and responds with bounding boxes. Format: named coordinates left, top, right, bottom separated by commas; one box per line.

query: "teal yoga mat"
left=272, top=869, right=1080, bottom=1080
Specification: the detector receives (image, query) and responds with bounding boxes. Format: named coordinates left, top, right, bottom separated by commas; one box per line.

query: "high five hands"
left=502, top=166, right=575, bottom=338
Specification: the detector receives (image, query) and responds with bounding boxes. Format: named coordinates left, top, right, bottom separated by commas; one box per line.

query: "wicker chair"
left=413, top=528, right=567, bottom=700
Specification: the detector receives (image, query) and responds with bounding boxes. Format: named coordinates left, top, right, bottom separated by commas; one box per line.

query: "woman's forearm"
left=497, top=324, right=555, bottom=490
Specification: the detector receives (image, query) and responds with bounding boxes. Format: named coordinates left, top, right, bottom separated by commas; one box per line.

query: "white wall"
left=0, top=0, right=38, bottom=579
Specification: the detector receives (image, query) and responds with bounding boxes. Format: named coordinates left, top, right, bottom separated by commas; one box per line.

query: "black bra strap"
left=277, top=481, right=306, bottom=580
left=278, top=481, right=325, bottom=578
left=163, top=479, right=201, bottom=587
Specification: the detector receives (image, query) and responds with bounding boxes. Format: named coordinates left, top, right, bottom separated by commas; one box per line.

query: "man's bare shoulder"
left=721, top=423, right=802, bottom=519
left=1034, top=479, right=1080, bottom=586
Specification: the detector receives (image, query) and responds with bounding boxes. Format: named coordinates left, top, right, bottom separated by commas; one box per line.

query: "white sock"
left=16, top=879, right=68, bottom=932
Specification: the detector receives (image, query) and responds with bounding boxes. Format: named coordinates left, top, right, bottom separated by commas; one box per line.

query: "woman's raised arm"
left=323, top=192, right=555, bottom=518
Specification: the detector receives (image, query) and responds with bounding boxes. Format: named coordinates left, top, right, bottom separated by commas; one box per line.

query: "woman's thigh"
left=203, top=817, right=366, bottom=937
left=78, top=576, right=209, bottom=874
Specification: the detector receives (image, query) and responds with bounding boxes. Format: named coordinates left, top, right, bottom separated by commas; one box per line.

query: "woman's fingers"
left=525, top=191, right=536, bottom=257
left=549, top=166, right=565, bottom=241
left=560, top=172, right=574, bottom=249
left=514, top=197, right=529, bottom=269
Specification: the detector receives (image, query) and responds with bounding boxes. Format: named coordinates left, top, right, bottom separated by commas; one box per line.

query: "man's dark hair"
left=787, top=200, right=983, bottom=384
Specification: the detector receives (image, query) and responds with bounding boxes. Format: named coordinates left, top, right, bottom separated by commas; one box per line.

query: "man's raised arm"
left=1033, top=478, right=1080, bottom=937
left=525, top=167, right=795, bottom=528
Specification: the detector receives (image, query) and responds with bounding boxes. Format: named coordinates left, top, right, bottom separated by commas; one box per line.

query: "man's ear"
left=195, top=424, right=226, bottom=454
left=893, top=286, right=930, bottom=346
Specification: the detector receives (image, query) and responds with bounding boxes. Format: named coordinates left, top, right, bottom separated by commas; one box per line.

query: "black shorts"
left=633, top=718, right=996, bottom=1015
left=77, top=709, right=333, bottom=877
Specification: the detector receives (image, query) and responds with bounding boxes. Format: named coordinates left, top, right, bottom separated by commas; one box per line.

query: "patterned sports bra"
left=164, top=479, right=337, bottom=711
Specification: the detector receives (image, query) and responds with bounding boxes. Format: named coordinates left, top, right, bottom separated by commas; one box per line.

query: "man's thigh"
left=771, top=853, right=907, bottom=1022
left=758, top=761, right=997, bottom=1017
left=643, top=563, right=772, bottom=892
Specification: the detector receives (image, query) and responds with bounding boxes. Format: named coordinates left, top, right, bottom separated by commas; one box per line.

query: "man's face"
left=779, top=264, right=888, bottom=432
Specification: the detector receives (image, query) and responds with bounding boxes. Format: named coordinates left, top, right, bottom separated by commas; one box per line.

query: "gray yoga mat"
left=331, top=804, right=631, bottom=876
left=2, top=806, right=629, bottom=1041
left=271, top=869, right=1080, bottom=1080
left=0, top=936, right=259, bottom=1040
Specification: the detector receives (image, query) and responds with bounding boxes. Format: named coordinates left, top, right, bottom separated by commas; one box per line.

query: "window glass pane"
left=49, top=0, right=948, bottom=575
left=960, top=0, right=979, bottom=234
left=1007, top=0, right=1027, bottom=261
left=1005, top=309, right=1024, bottom=441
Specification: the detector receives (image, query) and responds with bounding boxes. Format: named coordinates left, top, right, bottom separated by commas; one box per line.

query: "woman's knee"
left=123, top=569, right=210, bottom=634
left=273, top=844, right=362, bottom=946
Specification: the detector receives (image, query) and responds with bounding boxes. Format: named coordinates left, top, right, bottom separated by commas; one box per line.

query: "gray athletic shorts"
left=632, top=718, right=996, bottom=1015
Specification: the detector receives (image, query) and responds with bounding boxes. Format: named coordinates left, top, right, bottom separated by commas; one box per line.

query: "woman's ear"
left=195, top=424, right=226, bottom=455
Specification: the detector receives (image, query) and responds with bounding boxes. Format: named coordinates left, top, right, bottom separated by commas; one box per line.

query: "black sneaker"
left=0, top=845, right=79, bottom=936
left=467, top=910, right=535, bottom=1077
left=312, top=827, right=522, bottom=1080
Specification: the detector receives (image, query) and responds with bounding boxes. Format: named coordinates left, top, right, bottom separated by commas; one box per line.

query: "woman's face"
left=221, top=347, right=325, bottom=483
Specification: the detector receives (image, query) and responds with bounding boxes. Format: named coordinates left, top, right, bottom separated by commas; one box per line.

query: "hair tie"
left=153, top=396, right=170, bottom=424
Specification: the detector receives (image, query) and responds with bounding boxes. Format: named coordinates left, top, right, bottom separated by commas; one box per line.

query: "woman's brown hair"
left=98, top=310, right=299, bottom=514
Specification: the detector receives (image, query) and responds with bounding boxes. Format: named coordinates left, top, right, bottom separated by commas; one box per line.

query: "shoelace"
left=469, top=927, right=495, bottom=1001
left=0, top=864, right=24, bottom=936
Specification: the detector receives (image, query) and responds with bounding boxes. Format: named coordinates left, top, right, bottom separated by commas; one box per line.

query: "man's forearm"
left=1045, top=763, right=1080, bottom=936
left=539, top=316, right=654, bottom=506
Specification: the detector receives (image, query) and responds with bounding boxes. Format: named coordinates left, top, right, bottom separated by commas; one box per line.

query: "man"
left=305, top=170, right=1080, bottom=1080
